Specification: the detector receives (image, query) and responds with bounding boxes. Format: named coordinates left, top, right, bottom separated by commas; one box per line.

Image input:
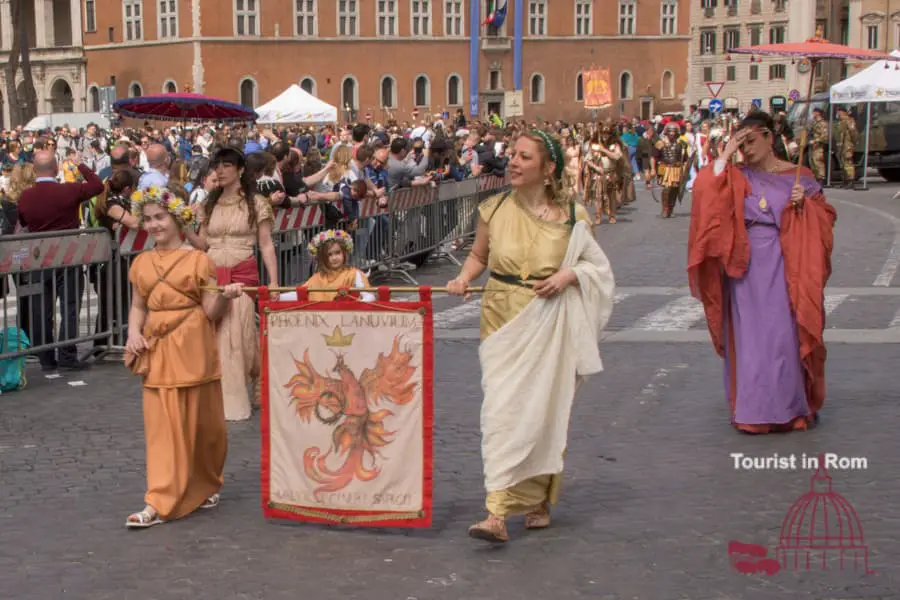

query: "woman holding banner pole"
left=447, top=131, right=616, bottom=544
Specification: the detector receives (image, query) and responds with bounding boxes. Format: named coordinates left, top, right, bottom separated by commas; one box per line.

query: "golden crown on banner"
left=322, top=326, right=355, bottom=347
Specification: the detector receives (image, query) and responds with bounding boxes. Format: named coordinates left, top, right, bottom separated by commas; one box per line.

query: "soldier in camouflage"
left=809, top=107, right=828, bottom=185
left=835, top=106, right=859, bottom=189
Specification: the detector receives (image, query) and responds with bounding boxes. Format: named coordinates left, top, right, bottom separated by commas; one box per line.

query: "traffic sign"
left=709, top=98, right=724, bottom=114
left=751, top=98, right=762, bottom=108
left=706, top=82, right=725, bottom=98
left=788, top=89, right=801, bottom=101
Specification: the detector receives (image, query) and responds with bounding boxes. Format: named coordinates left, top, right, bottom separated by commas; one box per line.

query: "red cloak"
left=687, top=163, right=837, bottom=429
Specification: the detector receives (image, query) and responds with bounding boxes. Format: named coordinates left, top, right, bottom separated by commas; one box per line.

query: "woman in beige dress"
left=190, top=148, right=278, bottom=421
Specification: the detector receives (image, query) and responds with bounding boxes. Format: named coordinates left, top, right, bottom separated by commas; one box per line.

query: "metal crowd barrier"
left=0, top=229, right=115, bottom=362
left=0, top=175, right=510, bottom=363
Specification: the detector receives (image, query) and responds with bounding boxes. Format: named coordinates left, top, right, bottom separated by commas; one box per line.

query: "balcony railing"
left=481, top=36, right=511, bottom=51
left=704, top=7, right=715, bottom=18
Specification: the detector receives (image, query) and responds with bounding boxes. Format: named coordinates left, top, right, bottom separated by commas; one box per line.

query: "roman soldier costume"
left=654, top=123, right=689, bottom=218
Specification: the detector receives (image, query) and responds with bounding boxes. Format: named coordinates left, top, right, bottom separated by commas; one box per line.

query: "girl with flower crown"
left=123, top=184, right=245, bottom=529
left=303, top=229, right=374, bottom=302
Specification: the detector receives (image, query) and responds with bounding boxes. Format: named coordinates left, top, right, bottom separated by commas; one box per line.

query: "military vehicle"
left=786, top=92, right=900, bottom=182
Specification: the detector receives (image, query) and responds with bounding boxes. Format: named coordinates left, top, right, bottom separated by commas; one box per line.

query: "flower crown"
left=308, top=229, right=354, bottom=256
left=130, top=186, right=196, bottom=228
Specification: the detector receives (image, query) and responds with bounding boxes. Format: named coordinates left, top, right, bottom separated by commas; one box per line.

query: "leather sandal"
left=200, top=493, right=220, bottom=509
left=468, top=514, right=509, bottom=543
left=126, top=506, right=162, bottom=529
left=524, top=502, right=551, bottom=529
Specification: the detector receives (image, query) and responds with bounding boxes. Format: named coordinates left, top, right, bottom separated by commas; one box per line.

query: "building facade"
left=848, top=0, right=900, bottom=69
left=687, top=0, right=849, bottom=115
left=84, top=0, right=691, bottom=123
left=0, top=0, right=87, bottom=128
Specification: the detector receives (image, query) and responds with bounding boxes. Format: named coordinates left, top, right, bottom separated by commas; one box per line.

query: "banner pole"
left=202, top=286, right=488, bottom=294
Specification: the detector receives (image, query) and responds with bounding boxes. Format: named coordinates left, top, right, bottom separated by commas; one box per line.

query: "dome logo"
left=729, top=453, right=874, bottom=576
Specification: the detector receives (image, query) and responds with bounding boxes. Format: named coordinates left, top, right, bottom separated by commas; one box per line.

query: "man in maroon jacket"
left=17, top=150, right=105, bottom=371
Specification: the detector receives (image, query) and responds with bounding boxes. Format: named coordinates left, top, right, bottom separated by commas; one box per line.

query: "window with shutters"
left=235, top=0, right=258, bottom=36
left=411, top=0, right=431, bottom=36
left=769, top=24, right=785, bottom=44
left=660, top=0, right=677, bottom=36
left=159, top=0, right=178, bottom=39
left=445, top=0, right=463, bottom=36
left=123, top=0, right=143, bottom=41
left=528, top=0, right=546, bottom=36
left=338, top=0, right=358, bottom=36
left=700, top=30, right=716, bottom=55
left=295, top=0, right=317, bottom=36
left=618, top=1, right=635, bottom=35
left=724, top=29, right=739, bottom=52
left=575, top=0, right=592, bottom=36
left=377, top=0, right=398, bottom=36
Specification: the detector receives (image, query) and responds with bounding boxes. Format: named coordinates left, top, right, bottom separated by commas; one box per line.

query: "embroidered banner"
left=583, top=67, right=612, bottom=109
left=260, top=289, right=433, bottom=528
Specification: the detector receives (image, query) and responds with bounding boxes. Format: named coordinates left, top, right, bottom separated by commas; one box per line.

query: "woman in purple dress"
left=689, top=112, right=837, bottom=433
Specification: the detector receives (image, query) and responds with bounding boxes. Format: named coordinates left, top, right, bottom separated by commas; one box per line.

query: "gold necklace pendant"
left=759, top=197, right=768, bottom=211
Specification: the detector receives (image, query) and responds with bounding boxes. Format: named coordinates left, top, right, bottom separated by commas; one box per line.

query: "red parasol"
left=113, top=92, right=257, bottom=122
left=727, top=26, right=900, bottom=182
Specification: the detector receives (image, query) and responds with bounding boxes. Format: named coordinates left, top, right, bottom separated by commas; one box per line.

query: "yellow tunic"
left=304, top=267, right=370, bottom=302
left=477, top=192, right=590, bottom=517
left=479, top=192, right=591, bottom=339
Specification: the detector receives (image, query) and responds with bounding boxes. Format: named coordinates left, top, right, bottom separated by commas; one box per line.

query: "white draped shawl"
left=478, top=221, right=616, bottom=492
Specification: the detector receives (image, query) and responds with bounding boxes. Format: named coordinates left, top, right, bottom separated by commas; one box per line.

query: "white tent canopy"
left=255, top=84, right=337, bottom=124
left=830, top=50, right=900, bottom=104
left=828, top=49, right=900, bottom=188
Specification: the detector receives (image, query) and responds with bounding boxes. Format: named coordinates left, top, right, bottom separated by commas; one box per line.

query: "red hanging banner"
left=259, top=287, right=434, bottom=528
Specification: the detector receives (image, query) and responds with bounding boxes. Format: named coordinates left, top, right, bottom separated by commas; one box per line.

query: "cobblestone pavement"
left=2, top=183, right=900, bottom=600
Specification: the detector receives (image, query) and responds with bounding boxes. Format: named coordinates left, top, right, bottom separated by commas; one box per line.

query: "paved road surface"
left=3, top=183, right=900, bottom=600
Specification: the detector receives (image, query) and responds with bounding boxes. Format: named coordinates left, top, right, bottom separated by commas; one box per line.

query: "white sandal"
left=200, top=493, right=220, bottom=510
left=126, top=507, right=162, bottom=529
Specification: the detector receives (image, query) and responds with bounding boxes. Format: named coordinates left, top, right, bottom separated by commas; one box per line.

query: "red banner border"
left=258, top=286, right=434, bottom=529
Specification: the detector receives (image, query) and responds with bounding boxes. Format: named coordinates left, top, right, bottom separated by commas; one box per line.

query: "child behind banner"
left=302, top=230, right=374, bottom=302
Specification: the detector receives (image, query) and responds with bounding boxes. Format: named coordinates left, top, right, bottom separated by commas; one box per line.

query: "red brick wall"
left=85, top=0, right=689, bottom=122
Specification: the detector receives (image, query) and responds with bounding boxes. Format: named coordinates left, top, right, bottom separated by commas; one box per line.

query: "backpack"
left=0, top=327, right=30, bottom=392
left=80, top=174, right=112, bottom=229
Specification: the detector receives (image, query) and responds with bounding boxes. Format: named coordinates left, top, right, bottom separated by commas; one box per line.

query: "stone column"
left=34, top=0, right=55, bottom=48
left=191, top=0, right=205, bottom=92
left=70, top=0, right=83, bottom=47
left=0, top=0, right=13, bottom=51
left=847, top=0, right=862, bottom=50
left=787, top=0, right=816, bottom=98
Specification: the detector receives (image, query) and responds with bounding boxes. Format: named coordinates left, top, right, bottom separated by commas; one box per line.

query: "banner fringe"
left=268, top=502, right=425, bottom=523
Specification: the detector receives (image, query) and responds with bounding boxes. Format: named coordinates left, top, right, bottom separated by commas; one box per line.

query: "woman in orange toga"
left=688, top=112, right=837, bottom=433
left=124, top=186, right=245, bottom=529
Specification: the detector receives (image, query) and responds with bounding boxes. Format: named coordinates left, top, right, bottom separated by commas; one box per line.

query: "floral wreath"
left=130, top=186, right=196, bottom=228
left=308, top=229, right=354, bottom=256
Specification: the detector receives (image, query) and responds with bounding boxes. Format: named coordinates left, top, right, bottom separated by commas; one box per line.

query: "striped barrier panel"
left=0, top=229, right=113, bottom=273
left=273, top=204, right=325, bottom=232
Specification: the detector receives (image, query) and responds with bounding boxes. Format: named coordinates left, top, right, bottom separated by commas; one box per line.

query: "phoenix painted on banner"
left=285, top=336, right=418, bottom=498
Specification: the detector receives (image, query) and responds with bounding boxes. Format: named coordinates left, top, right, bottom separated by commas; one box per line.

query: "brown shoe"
left=524, top=502, right=551, bottom=529
left=468, top=514, right=509, bottom=543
